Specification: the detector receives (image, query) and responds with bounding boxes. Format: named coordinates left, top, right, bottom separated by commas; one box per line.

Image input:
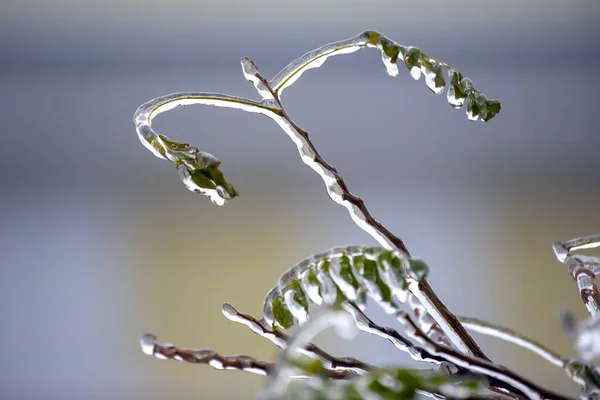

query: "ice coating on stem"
left=267, top=30, right=500, bottom=118
left=554, top=235, right=600, bottom=317
left=133, top=92, right=282, bottom=205
left=222, top=303, right=372, bottom=374
left=139, top=333, right=272, bottom=376
left=458, top=317, right=567, bottom=368
left=134, top=29, right=500, bottom=362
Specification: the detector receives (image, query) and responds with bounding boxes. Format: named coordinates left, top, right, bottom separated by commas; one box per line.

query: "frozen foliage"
left=133, top=31, right=600, bottom=399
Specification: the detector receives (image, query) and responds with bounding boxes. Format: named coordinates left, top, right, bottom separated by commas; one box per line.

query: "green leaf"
left=272, top=296, right=294, bottom=329
left=403, top=47, right=423, bottom=80
left=408, top=258, right=429, bottom=281
left=481, top=99, right=502, bottom=122
left=339, top=257, right=360, bottom=290
left=290, top=280, right=309, bottom=311
left=381, top=37, right=402, bottom=64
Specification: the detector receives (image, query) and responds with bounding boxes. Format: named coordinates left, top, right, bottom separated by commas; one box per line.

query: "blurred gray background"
left=1, top=0, right=599, bottom=398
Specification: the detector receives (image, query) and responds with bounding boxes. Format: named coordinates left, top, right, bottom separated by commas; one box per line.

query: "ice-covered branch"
left=222, top=303, right=372, bottom=374
left=397, top=313, right=575, bottom=400
left=553, top=235, right=600, bottom=316
left=262, top=305, right=485, bottom=400
left=270, top=31, right=501, bottom=122
left=458, top=317, right=567, bottom=368
left=134, top=92, right=281, bottom=205
left=134, top=31, right=502, bottom=358
left=139, top=333, right=354, bottom=380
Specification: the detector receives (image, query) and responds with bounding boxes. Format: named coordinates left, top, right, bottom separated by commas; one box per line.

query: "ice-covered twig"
left=343, top=303, right=534, bottom=399
left=458, top=316, right=567, bottom=368
left=553, top=235, right=600, bottom=316
left=134, top=31, right=497, bottom=359
left=269, top=31, right=501, bottom=122
left=262, top=305, right=487, bottom=400
left=222, top=303, right=372, bottom=373
left=397, top=313, right=575, bottom=400
left=139, top=333, right=354, bottom=380
left=134, top=93, right=283, bottom=206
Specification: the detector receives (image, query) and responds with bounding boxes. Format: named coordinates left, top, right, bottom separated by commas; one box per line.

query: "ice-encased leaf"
left=421, top=59, right=446, bottom=94
left=408, top=259, right=429, bottom=281
left=261, top=246, right=428, bottom=331
left=135, top=31, right=504, bottom=210
left=466, top=93, right=499, bottom=122
left=379, top=37, right=405, bottom=77
left=466, top=94, right=480, bottom=121
left=403, top=47, right=423, bottom=80
left=272, top=295, right=294, bottom=329
left=447, top=69, right=468, bottom=108
left=482, top=99, right=502, bottom=122
left=177, top=164, right=238, bottom=206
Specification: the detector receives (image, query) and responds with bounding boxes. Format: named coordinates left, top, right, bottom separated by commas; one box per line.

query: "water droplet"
left=140, top=334, right=157, bottom=355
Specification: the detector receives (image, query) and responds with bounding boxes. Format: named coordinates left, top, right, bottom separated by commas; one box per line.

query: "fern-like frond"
left=261, top=246, right=428, bottom=330
left=270, top=30, right=502, bottom=122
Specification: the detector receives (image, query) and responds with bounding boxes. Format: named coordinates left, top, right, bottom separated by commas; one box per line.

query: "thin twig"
left=139, top=333, right=355, bottom=379
left=222, top=303, right=373, bottom=373
left=458, top=316, right=567, bottom=368
left=397, top=313, right=575, bottom=400
left=242, top=55, right=487, bottom=360
left=342, top=302, right=577, bottom=399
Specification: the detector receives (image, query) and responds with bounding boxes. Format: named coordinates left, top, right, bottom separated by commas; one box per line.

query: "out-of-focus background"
left=1, top=0, right=599, bottom=398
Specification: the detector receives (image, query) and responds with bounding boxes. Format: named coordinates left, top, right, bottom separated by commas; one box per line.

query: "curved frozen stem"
left=139, top=333, right=353, bottom=380
left=269, top=30, right=501, bottom=121
left=269, top=33, right=367, bottom=95
left=221, top=303, right=372, bottom=374
left=135, top=36, right=493, bottom=359
left=134, top=92, right=282, bottom=205
left=553, top=235, right=600, bottom=316
left=458, top=316, right=567, bottom=368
